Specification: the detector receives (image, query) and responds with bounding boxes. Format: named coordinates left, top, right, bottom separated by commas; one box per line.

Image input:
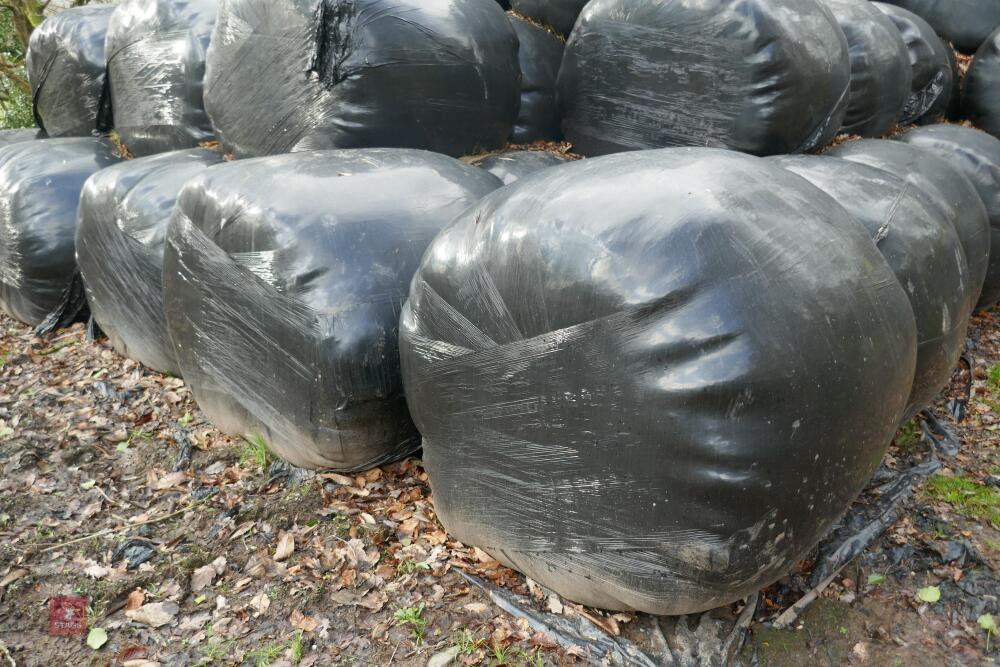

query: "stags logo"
left=48, top=596, right=87, bottom=635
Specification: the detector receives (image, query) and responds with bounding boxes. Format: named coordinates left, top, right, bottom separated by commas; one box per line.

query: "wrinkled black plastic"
left=827, top=139, right=990, bottom=315
left=874, top=3, right=955, bottom=125
left=823, top=0, right=911, bottom=137
left=470, top=150, right=570, bottom=185
left=106, top=0, right=219, bottom=157
left=77, top=149, right=224, bottom=376
left=773, top=155, right=969, bottom=418
left=896, top=125, right=1000, bottom=310
left=510, top=0, right=587, bottom=36
left=557, top=0, right=850, bottom=157
left=963, top=26, right=1000, bottom=139
left=0, top=138, right=121, bottom=326
left=878, top=0, right=1000, bottom=54
left=399, top=147, right=917, bottom=615
left=0, top=129, right=43, bottom=147
left=26, top=6, right=113, bottom=137
left=509, top=16, right=564, bottom=144
left=163, top=149, right=502, bottom=471
left=203, top=0, right=520, bottom=158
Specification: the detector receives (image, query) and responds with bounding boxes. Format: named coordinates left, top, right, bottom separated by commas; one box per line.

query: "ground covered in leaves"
left=0, top=308, right=998, bottom=667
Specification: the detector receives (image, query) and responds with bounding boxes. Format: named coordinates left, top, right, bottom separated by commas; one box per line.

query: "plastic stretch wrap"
left=0, top=138, right=121, bottom=327
left=399, top=148, right=917, bottom=615
left=106, top=0, right=220, bottom=157
left=896, top=125, right=1000, bottom=310
left=0, top=129, right=44, bottom=147
left=827, top=139, right=989, bottom=316
left=556, top=0, right=851, bottom=157
left=874, top=3, right=955, bottom=126
left=509, top=16, right=564, bottom=144
left=163, top=149, right=502, bottom=471
left=470, top=150, right=570, bottom=185
left=963, top=26, right=1000, bottom=140
left=822, top=0, right=911, bottom=137
left=77, top=149, right=224, bottom=376
left=510, top=0, right=587, bottom=36
left=878, top=0, right=1000, bottom=54
left=773, top=155, right=969, bottom=419
left=26, top=6, right=113, bottom=137
left=203, top=0, right=520, bottom=158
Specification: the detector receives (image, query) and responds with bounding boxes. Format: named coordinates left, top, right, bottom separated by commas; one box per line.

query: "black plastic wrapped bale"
left=509, top=16, right=564, bottom=144
left=556, top=0, right=851, bottom=157
left=26, top=6, right=113, bottom=137
left=0, top=129, right=44, bottom=147
left=873, top=3, right=955, bottom=126
left=896, top=125, right=1000, bottom=310
left=203, top=0, right=520, bottom=158
left=106, top=0, right=220, bottom=157
left=827, top=139, right=990, bottom=316
left=77, top=149, right=224, bottom=376
left=822, top=0, right=911, bottom=137
left=470, top=150, right=570, bottom=185
left=963, top=26, right=1000, bottom=139
left=877, top=0, right=1000, bottom=54
left=510, top=0, right=588, bottom=36
left=163, top=149, right=502, bottom=471
left=0, top=138, right=121, bottom=327
left=773, top=155, right=969, bottom=419
left=399, top=148, right=917, bottom=615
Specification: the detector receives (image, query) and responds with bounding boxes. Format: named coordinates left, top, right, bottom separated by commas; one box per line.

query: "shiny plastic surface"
left=470, top=150, right=569, bottom=185
left=163, top=149, right=502, bottom=471
left=822, top=0, right=911, bottom=137
left=77, top=149, right=223, bottom=375
left=557, top=0, right=851, bottom=157
left=0, top=129, right=44, bottom=147
left=827, top=139, right=989, bottom=316
left=963, top=26, right=1000, bottom=139
left=773, top=155, right=969, bottom=419
left=203, top=0, right=520, bottom=158
left=878, top=0, right=1000, bottom=54
left=896, top=125, right=1000, bottom=310
left=874, top=3, right=955, bottom=125
left=26, top=6, right=114, bottom=137
left=106, top=0, right=220, bottom=157
left=509, top=15, right=564, bottom=144
left=510, top=0, right=588, bottom=36
left=399, top=147, right=917, bottom=615
left=0, top=138, right=121, bottom=326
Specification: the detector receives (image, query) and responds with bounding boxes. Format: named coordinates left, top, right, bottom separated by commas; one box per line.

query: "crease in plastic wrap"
left=470, top=150, right=570, bottom=185
left=896, top=125, right=1000, bottom=310
left=106, top=0, right=220, bottom=157
left=399, top=147, right=917, bottom=615
left=26, top=5, right=114, bottom=137
left=873, top=3, right=956, bottom=126
left=76, top=149, right=224, bottom=376
left=203, top=0, right=520, bottom=158
left=510, top=0, right=588, bottom=36
left=508, top=15, right=564, bottom=144
left=877, top=0, right=1000, bottom=54
left=772, top=155, right=970, bottom=420
left=556, top=0, right=851, bottom=158
left=0, top=138, right=121, bottom=327
left=822, top=0, right=911, bottom=138
left=827, top=139, right=990, bottom=317
left=163, top=149, right=502, bottom=471
left=963, top=26, right=1000, bottom=140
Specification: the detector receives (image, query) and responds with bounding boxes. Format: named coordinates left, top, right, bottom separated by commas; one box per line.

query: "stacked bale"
left=105, top=0, right=220, bottom=156
left=877, top=0, right=1000, bottom=54
left=963, top=26, right=1000, bottom=139
left=508, top=15, right=564, bottom=144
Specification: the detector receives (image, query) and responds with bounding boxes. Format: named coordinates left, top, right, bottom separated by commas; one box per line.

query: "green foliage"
left=0, top=7, right=34, bottom=128
left=393, top=602, right=427, bottom=644
left=924, top=474, right=1000, bottom=528
left=245, top=642, right=283, bottom=667
left=240, top=434, right=272, bottom=470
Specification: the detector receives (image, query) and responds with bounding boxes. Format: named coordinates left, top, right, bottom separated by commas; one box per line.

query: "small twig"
left=772, top=569, right=843, bottom=629
left=0, top=640, right=15, bottom=667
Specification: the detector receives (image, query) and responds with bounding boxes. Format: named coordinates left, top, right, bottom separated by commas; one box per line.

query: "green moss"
left=924, top=475, right=1000, bottom=528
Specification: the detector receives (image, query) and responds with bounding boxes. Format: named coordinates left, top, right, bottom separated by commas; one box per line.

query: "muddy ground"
left=0, top=308, right=998, bottom=667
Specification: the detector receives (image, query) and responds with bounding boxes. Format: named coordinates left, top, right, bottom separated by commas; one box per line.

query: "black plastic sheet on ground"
left=508, top=15, right=564, bottom=144
left=400, top=147, right=916, bottom=615
left=0, top=138, right=121, bottom=327
left=26, top=6, right=114, bottom=137
left=106, top=0, right=220, bottom=157
left=77, top=149, right=224, bottom=376
left=556, top=0, right=850, bottom=157
left=163, top=148, right=502, bottom=471
left=878, top=0, right=1000, bottom=54
left=470, top=150, right=570, bottom=185
left=203, top=0, right=520, bottom=158
left=963, top=26, right=1000, bottom=140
